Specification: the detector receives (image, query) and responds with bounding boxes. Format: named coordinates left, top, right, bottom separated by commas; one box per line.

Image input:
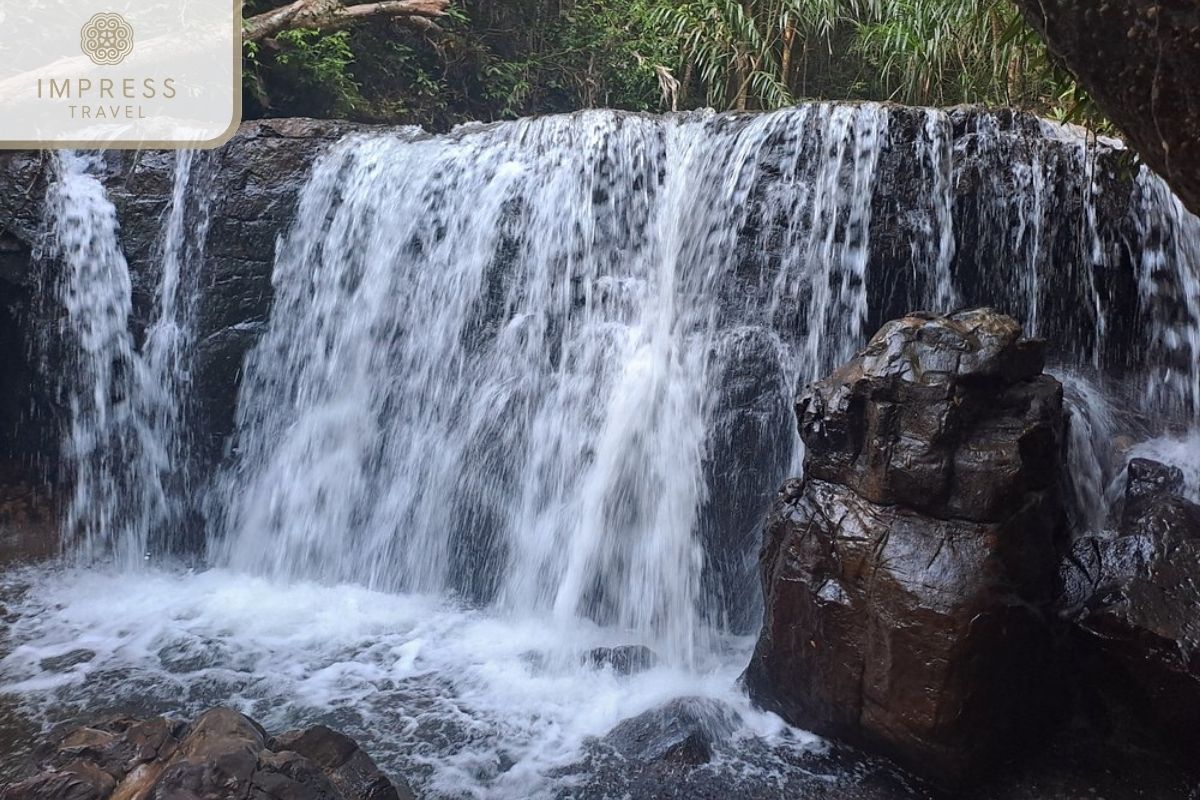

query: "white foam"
left=0, top=564, right=817, bottom=798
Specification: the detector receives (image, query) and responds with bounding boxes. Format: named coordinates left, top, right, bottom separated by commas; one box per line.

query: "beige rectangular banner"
left=0, top=0, right=242, bottom=149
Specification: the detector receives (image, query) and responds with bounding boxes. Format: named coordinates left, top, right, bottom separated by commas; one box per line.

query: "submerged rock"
left=744, top=309, right=1066, bottom=787
left=1059, top=457, right=1200, bottom=754
left=602, top=697, right=742, bottom=767
left=0, top=707, right=413, bottom=800
left=583, top=646, right=658, bottom=675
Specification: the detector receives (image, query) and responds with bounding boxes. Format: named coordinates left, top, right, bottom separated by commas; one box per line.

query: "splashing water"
left=1056, top=369, right=1123, bottom=532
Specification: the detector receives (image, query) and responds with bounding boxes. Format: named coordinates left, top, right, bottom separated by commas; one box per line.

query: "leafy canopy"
left=242, top=0, right=1098, bottom=129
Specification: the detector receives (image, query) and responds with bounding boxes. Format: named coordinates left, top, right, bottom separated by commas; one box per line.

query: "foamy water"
left=0, top=565, right=833, bottom=798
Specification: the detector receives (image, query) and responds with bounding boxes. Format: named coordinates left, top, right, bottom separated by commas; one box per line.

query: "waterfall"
left=43, top=150, right=204, bottom=564
left=215, top=106, right=892, bottom=660
left=8, top=104, right=1200, bottom=798
left=1132, top=165, right=1200, bottom=423
left=1050, top=154, right=1200, bottom=530
left=210, top=107, right=1200, bottom=658
left=35, top=109, right=1200, bottom=621
left=44, top=152, right=165, bottom=566
left=141, top=150, right=213, bottom=551
left=1057, top=369, right=1123, bottom=533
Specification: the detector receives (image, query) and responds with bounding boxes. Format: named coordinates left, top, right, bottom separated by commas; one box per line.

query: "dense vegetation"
left=243, top=0, right=1095, bottom=129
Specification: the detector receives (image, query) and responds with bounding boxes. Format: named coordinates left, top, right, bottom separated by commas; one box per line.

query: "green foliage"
left=475, top=0, right=679, bottom=116
left=644, top=0, right=1093, bottom=117
left=241, top=0, right=1105, bottom=130
left=651, top=0, right=793, bottom=110
left=853, top=0, right=1052, bottom=109
left=274, top=29, right=363, bottom=111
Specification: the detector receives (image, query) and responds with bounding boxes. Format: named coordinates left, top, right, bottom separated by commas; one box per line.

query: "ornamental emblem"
left=80, top=12, right=134, bottom=66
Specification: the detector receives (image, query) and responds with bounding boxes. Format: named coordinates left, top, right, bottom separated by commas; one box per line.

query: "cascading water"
left=1056, top=369, right=1123, bottom=532
left=1046, top=136, right=1200, bottom=525
left=4, top=105, right=1200, bottom=798
left=215, top=106, right=895, bottom=663
left=42, top=152, right=168, bottom=567
left=140, top=149, right=215, bottom=552
left=39, top=150, right=207, bottom=565
left=1133, top=165, right=1200, bottom=423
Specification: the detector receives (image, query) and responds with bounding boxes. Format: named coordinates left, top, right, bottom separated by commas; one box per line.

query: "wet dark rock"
left=583, top=645, right=658, bottom=675
left=272, top=726, right=412, bottom=800
left=31, top=715, right=185, bottom=781
left=1059, top=458, right=1200, bottom=755
left=149, top=707, right=265, bottom=798
left=1120, top=458, right=1187, bottom=524
left=1012, top=0, right=1200, bottom=217
left=0, top=707, right=411, bottom=800
left=0, top=480, right=56, bottom=567
left=1, top=760, right=116, bottom=800
left=602, top=697, right=741, bottom=767
left=745, top=309, right=1066, bottom=787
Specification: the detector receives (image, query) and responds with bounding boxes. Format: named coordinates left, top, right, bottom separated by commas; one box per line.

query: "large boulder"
left=744, top=309, right=1067, bottom=786
left=270, top=725, right=407, bottom=800
left=1059, top=457, right=1200, bottom=754
left=0, top=707, right=414, bottom=800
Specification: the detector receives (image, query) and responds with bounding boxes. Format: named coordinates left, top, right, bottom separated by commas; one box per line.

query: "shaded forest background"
left=242, top=0, right=1097, bottom=130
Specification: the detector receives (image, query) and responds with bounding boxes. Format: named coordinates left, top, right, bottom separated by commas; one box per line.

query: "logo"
left=80, top=12, right=134, bottom=66
left=2, top=0, right=239, bottom=148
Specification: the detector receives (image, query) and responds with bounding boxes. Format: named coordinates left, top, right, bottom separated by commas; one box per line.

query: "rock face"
left=1014, top=0, right=1200, bottom=217
left=1059, top=458, right=1200, bottom=754
left=744, top=309, right=1067, bottom=786
left=0, top=707, right=414, bottom=800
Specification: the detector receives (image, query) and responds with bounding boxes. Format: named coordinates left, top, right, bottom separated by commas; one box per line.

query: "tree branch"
left=244, top=0, right=449, bottom=43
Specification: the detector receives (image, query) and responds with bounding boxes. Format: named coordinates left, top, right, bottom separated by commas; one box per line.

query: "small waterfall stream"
left=43, top=150, right=210, bottom=566
left=4, top=105, right=1200, bottom=798
left=1134, top=165, right=1200, bottom=423
left=43, top=152, right=169, bottom=567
